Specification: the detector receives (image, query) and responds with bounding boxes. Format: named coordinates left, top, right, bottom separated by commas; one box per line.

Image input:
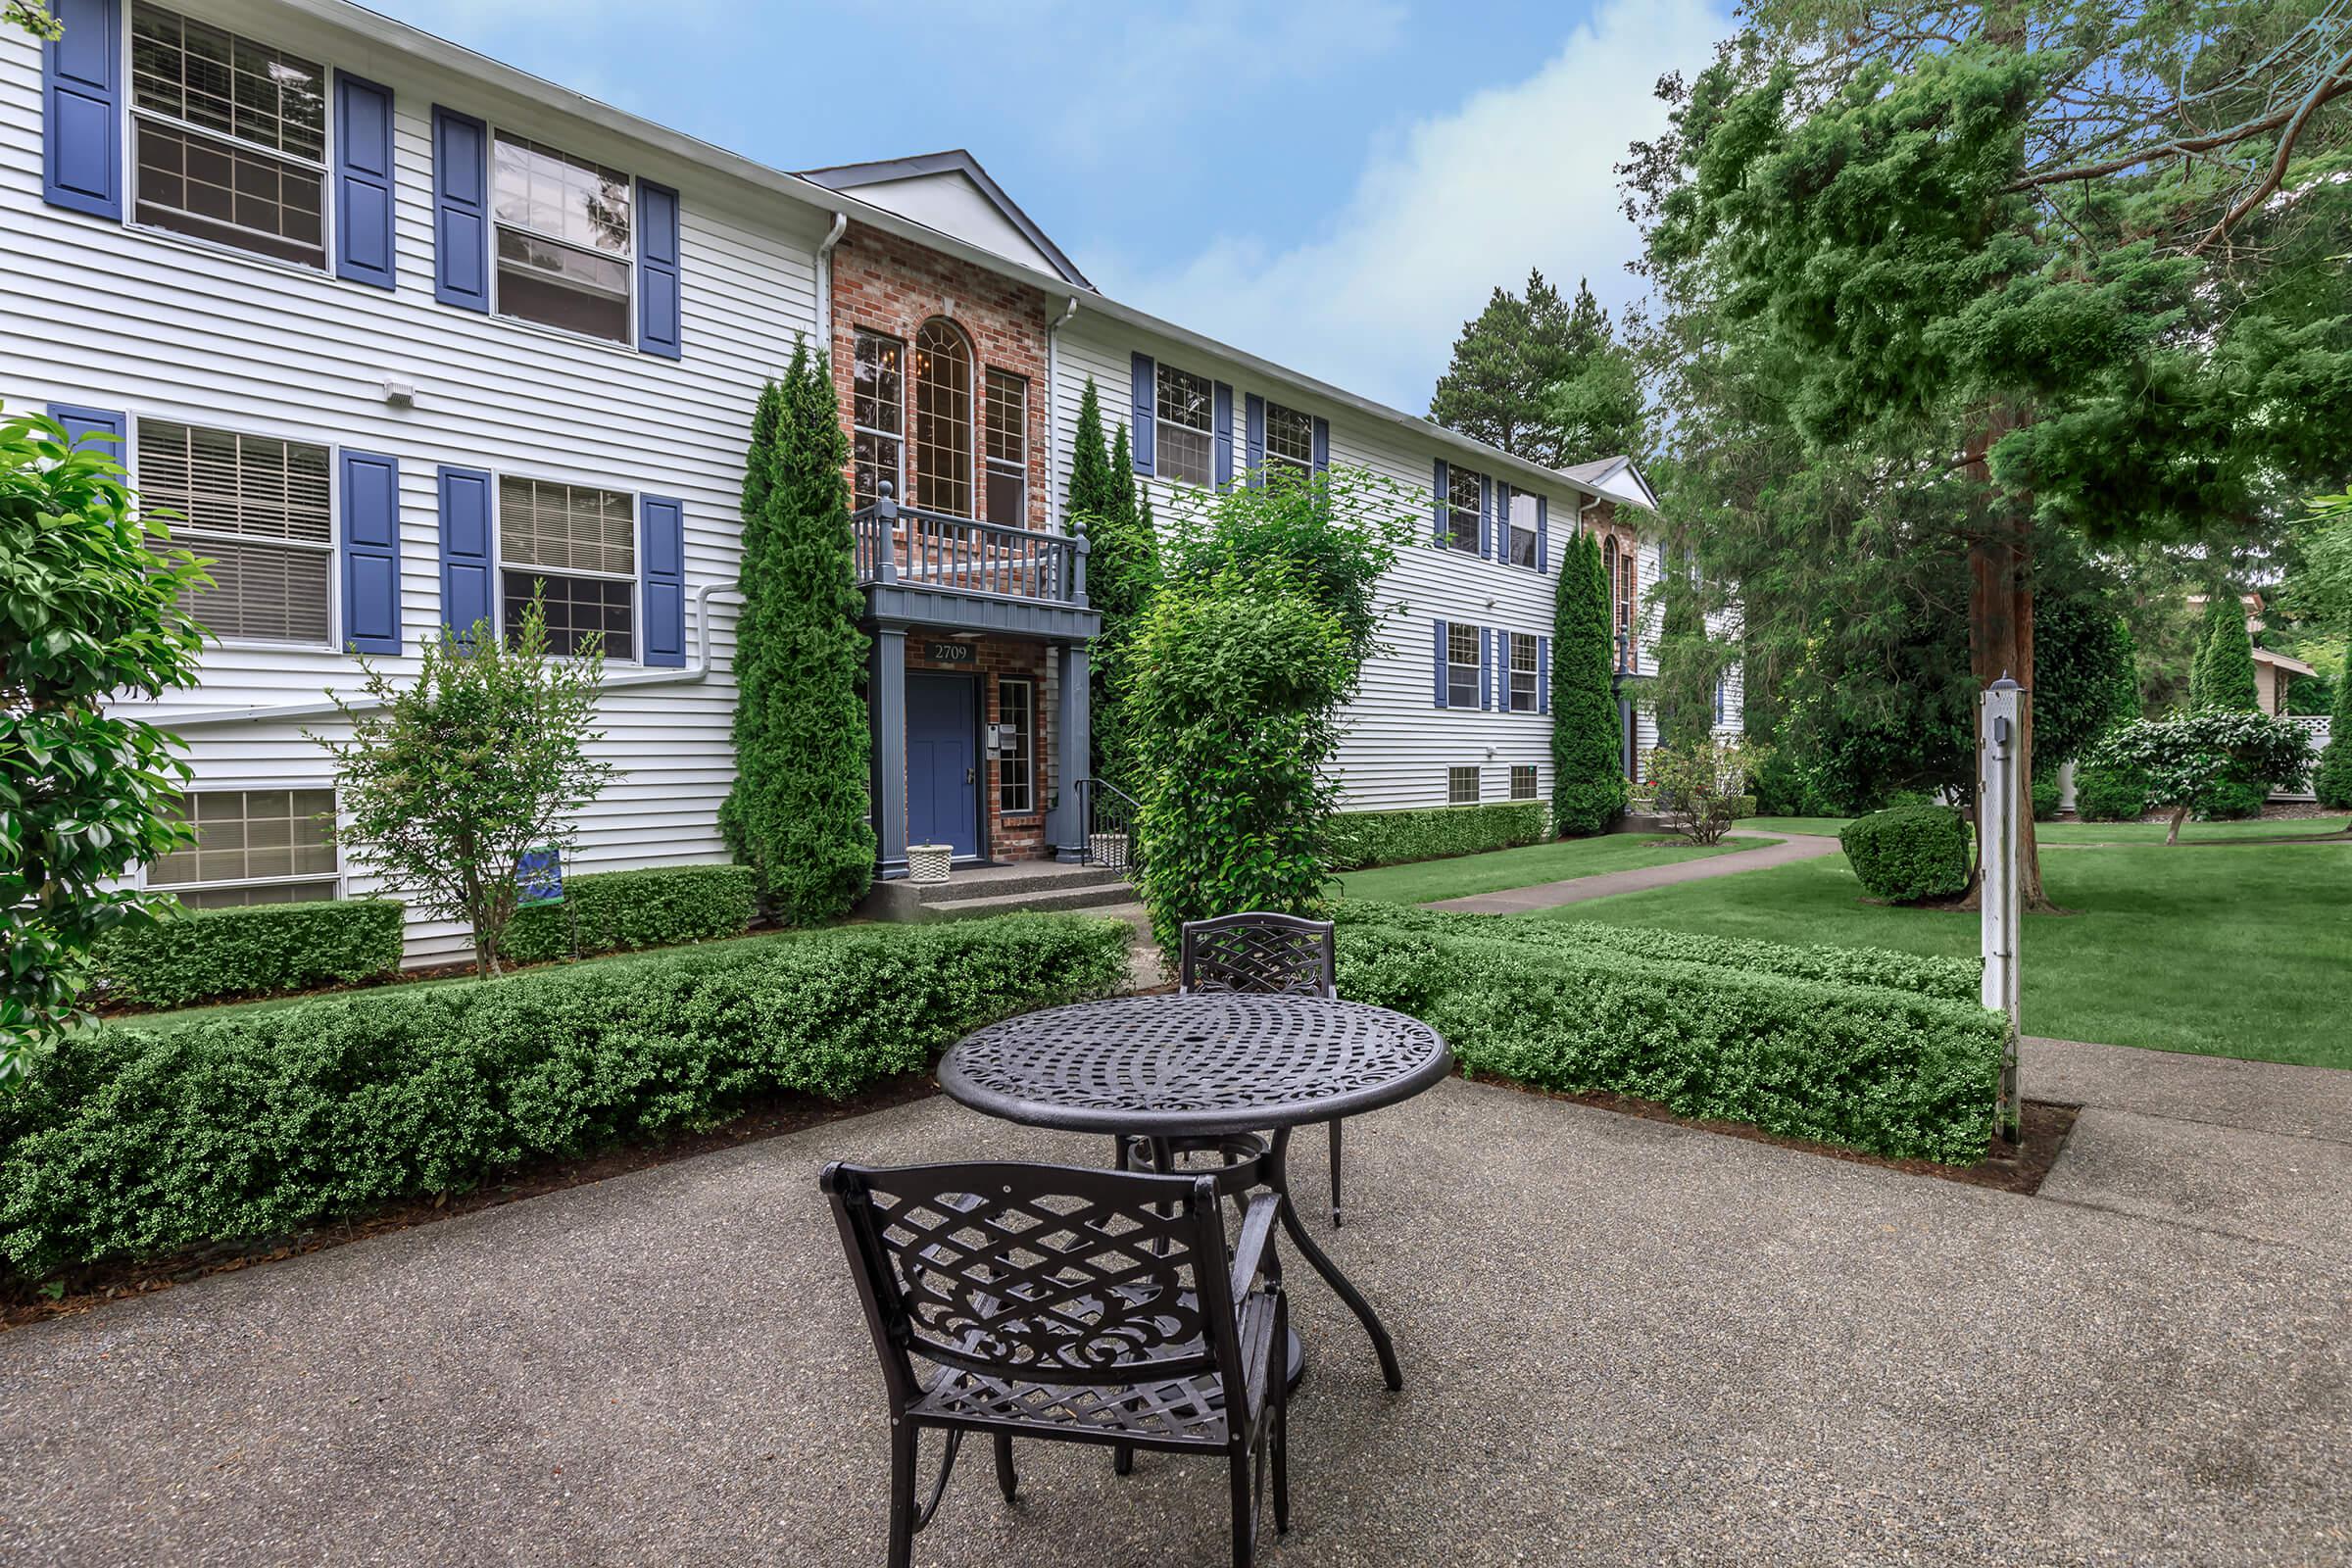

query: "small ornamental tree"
left=1552, top=533, right=1627, bottom=835
left=2087, top=713, right=2314, bottom=846
left=315, top=597, right=614, bottom=977
left=1, top=409, right=207, bottom=1082
left=719, top=343, right=875, bottom=924
left=1647, top=735, right=1765, bottom=845
left=2317, top=610, right=2352, bottom=811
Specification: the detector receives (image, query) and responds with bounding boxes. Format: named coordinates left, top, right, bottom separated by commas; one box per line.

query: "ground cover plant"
left=0, top=913, right=1131, bottom=1281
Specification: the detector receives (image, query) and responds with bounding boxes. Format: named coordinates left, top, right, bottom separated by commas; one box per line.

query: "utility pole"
left=1979, top=675, right=2024, bottom=1147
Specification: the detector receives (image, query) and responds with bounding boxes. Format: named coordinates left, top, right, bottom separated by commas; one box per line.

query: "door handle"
left=966, top=766, right=976, bottom=785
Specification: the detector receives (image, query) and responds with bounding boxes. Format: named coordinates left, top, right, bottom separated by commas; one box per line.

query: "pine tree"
left=1552, top=534, right=1626, bottom=835
left=720, top=341, right=874, bottom=922
left=2192, top=592, right=2260, bottom=712
left=2316, top=611, right=2352, bottom=810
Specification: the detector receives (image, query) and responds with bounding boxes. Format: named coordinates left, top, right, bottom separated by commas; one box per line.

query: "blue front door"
left=906, top=672, right=981, bottom=858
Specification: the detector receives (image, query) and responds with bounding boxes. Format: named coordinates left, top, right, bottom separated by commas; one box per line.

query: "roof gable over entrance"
left=798, top=150, right=1092, bottom=290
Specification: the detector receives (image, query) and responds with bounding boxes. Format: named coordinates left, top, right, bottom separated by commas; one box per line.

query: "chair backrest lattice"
left=824, top=1160, right=1236, bottom=1396
left=1180, top=912, right=1338, bottom=1000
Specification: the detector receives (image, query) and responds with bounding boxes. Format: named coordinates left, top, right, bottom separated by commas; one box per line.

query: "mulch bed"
left=0, top=1072, right=942, bottom=1333
left=1470, top=1071, right=2078, bottom=1196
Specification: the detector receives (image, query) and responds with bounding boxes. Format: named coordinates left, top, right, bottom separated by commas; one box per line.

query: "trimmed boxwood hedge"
left=504, top=864, right=758, bottom=963
left=0, top=913, right=1131, bottom=1280
left=1333, top=906, right=2004, bottom=1164
left=1839, top=806, right=1971, bottom=903
left=1327, top=801, right=1549, bottom=873
left=90, top=899, right=405, bottom=1009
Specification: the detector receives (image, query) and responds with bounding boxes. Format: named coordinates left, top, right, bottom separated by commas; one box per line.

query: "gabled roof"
left=797, top=150, right=1094, bottom=290
left=1558, top=455, right=1659, bottom=513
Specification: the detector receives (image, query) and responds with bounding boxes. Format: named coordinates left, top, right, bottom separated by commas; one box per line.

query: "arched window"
left=912, top=318, right=974, bottom=516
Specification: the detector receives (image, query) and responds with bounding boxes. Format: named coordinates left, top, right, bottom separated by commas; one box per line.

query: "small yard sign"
left=516, top=845, right=564, bottom=907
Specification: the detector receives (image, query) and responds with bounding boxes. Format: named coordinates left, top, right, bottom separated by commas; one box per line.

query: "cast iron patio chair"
left=821, top=1158, right=1291, bottom=1568
left=1178, top=911, right=1351, bottom=1226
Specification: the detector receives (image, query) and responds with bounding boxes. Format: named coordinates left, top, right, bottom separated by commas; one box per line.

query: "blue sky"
left=372, top=0, right=1737, bottom=414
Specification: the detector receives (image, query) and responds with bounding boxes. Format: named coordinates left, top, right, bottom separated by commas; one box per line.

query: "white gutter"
left=147, top=583, right=739, bottom=731
left=1047, top=294, right=1079, bottom=531
left=814, top=211, right=849, bottom=351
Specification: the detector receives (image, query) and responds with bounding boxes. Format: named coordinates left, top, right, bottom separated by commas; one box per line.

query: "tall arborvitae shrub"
left=2188, top=590, right=2266, bottom=818
left=720, top=343, right=875, bottom=923
left=1067, top=378, right=1118, bottom=522
left=1088, top=416, right=1159, bottom=790
left=2318, top=612, right=2352, bottom=809
left=1552, top=533, right=1626, bottom=835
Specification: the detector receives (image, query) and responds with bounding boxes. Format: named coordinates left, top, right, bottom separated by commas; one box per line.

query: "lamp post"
left=1979, top=675, right=2024, bottom=1147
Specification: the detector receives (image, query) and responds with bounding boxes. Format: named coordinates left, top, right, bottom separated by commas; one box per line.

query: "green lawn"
left=1741, top=815, right=1856, bottom=837
left=2037, top=814, right=2351, bottom=846
left=1333, top=833, right=1780, bottom=906
left=1541, top=839, right=2352, bottom=1068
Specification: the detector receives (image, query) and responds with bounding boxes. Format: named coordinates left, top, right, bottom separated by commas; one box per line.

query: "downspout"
left=814, top=210, right=849, bottom=352
left=1047, top=294, right=1079, bottom=531
left=146, top=583, right=740, bottom=731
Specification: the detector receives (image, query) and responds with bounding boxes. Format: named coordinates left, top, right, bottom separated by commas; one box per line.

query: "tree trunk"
left=2167, top=806, right=2188, bottom=846
left=1958, top=419, right=2053, bottom=912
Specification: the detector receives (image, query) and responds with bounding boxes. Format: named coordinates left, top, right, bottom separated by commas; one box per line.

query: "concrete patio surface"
left=5, top=1049, right=2349, bottom=1568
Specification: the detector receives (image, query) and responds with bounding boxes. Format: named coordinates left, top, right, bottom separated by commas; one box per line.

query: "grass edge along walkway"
left=1422, top=832, right=1837, bottom=914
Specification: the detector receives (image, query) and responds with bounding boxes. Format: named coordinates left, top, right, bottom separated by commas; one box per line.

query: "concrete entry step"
left=913, top=860, right=1130, bottom=904
left=857, top=858, right=1135, bottom=921
left=916, top=880, right=1139, bottom=920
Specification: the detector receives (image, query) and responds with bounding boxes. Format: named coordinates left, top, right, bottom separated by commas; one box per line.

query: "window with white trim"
left=913, top=318, right=975, bottom=516
left=998, top=676, right=1035, bottom=815
left=1447, top=766, right=1481, bottom=806
left=499, top=477, right=634, bottom=660
left=493, top=132, right=632, bottom=343
left=1265, top=402, right=1314, bottom=485
left=1446, top=622, right=1481, bottom=710
left=130, top=5, right=327, bottom=268
left=984, top=368, right=1028, bottom=525
left=1155, top=364, right=1213, bottom=487
left=853, top=328, right=905, bottom=512
left=137, top=418, right=332, bottom=646
left=1508, top=491, right=1540, bottom=568
left=1446, top=466, right=1481, bottom=554
left=1509, top=633, right=1540, bottom=712
left=148, top=788, right=338, bottom=907
left=1510, top=764, right=1538, bottom=800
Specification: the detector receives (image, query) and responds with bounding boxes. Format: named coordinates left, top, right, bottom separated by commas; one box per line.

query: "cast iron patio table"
left=937, top=992, right=1452, bottom=1392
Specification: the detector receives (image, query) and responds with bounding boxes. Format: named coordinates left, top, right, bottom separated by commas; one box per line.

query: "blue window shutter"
left=437, top=466, right=494, bottom=637
left=1244, top=394, right=1265, bottom=487
left=1431, top=458, right=1447, bottom=544
left=1536, top=495, right=1549, bottom=572
left=333, top=73, right=396, bottom=289
left=45, top=402, right=124, bottom=454
left=1129, top=353, right=1155, bottom=476
left=339, top=450, right=402, bottom=654
left=42, top=0, right=120, bottom=219
left=639, top=493, right=686, bottom=667
left=1538, top=635, right=1550, bottom=713
left=1212, top=380, right=1234, bottom=489
left=1312, top=416, right=1330, bottom=475
left=1478, top=475, right=1494, bottom=560
left=432, top=107, right=490, bottom=312
left=1432, top=619, right=1447, bottom=708
left=637, top=178, right=683, bottom=359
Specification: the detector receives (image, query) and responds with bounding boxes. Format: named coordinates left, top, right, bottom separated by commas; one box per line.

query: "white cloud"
left=1081, top=0, right=1734, bottom=416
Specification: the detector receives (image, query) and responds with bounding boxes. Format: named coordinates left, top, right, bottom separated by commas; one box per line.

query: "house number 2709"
left=926, top=643, right=975, bottom=663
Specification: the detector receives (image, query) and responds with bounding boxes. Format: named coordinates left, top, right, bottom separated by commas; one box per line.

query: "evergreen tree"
left=2192, top=592, right=2260, bottom=712
left=720, top=342, right=874, bottom=923
left=2317, top=610, right=2352, bottom=810
left=1551, top=534, right=1627, bottom=835
left=1087, top=418, right=1158, bottom=788
left=1066, top=377, right=1118, bottom=525
left=1430, top=271, right=1642, bottom=466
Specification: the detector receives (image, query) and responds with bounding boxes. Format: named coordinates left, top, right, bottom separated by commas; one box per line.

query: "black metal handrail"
left=853, top=481, right=1088, bottom=605
left=1075, top=777, right=1142, bottom=874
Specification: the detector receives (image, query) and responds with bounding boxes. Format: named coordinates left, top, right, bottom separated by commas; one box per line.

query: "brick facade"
left=904, top=635, right=1056, bottom=861
left=828, top=222, right=1053, bottom=529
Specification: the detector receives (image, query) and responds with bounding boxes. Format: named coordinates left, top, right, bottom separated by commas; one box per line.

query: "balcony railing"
left=853, top=483, right=1087, bottom=606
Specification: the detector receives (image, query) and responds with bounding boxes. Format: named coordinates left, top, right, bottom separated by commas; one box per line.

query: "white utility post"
left=1978, top=675, right=2024, bottom=1145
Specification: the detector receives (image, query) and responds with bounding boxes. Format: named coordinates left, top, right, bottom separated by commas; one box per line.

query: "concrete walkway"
left=4, top=1047, right=2347, bottom=1567
left=1427, top=830, right=1843, bottom=914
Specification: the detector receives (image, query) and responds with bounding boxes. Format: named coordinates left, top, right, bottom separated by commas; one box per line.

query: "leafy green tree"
left=1552, top=534, right=1627, bottom=835
left=719, top=342, right=874, bottom=924
left=1, top=410, right=207, bottom=1082
left=1648, top=735, right=1766, bottom=845
left=2032, top=596, right=2136, bottom=766
left=5, top=3, right=58, bottom=39
left=315, top=597, right=615, bottom=978
left=2317, top=611, right=2352, bottom=810
left=2089, top=712, right=2314, bottom=845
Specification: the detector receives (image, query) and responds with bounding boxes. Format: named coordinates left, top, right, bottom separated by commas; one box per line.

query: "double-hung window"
left=853, top=329, right=906, bottom=512
left=1510, top=765, right=1538, bottom=800
left=1508, top=633, right=1540, bottom=712
left=1265, top=402, right=1315, bottom=486
left=1448, top=766, right=1481, bottom=806
left=998, top=677, right=1035, bottom=815
left=493, top=133, right=633, bottom=343
left=129, top=5, right=327, bottom=268
left=1507, top=492, right=1540, bottom=568
left=499, top=477, right=635, bottom=660
left=138, top=419, right=332, bottom=646
left=1446, top=622, right=1482, bottom=710
left=1446, top=466, right=1482, bottom=554
left=1155, top=365, right=1213, bottom=487
left=985, top=368, right=1028, bottom=525
left=148, top=789, right=339, bottom=907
